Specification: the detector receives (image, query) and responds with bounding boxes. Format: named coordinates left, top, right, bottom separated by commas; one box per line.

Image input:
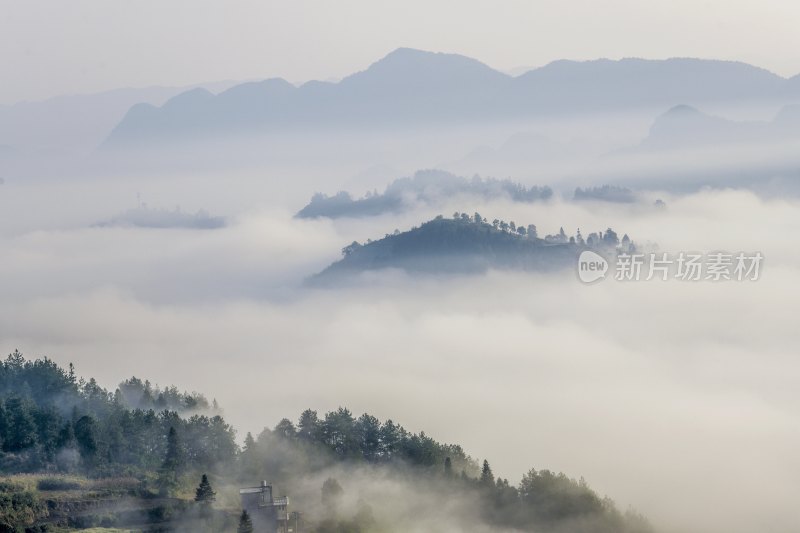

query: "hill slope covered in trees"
left=312, top=214, right=628, bottom=283
left=295, top=169, right=552, bottom=219
left=0, top=352, right=651, bottom=532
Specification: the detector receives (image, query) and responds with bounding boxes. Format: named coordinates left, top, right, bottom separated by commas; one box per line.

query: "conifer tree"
left=3, top=396, right=37, bottom=452
left=195, top=474, right=216, bottom=503
left=480, top=459, right=495, bottom=487
left=237, top=510, right=254, bottom=533
left=157, top=426, right=184, bottom=496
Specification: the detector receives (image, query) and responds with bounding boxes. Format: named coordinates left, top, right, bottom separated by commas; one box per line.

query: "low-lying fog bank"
left=2, top=183, right=799, bottom=532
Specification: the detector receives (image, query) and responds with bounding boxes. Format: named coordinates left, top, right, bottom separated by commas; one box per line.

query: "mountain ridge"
left=103, top=49, right=800, bottom=147
left=634, top=103, right=800, bottom=150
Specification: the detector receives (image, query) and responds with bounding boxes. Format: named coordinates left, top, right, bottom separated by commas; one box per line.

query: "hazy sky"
left=2, top=0, right=800, bottom=104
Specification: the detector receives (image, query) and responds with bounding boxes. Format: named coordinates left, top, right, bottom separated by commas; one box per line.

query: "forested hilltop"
left=0, top=352, right=652, bottom=533
left=313, top=212, right=633, bottom=282
left=296, top=169, right=552, bottom=219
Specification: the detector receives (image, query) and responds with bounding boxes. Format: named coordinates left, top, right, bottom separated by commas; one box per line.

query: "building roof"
left=240, top=487, right=268, bottom=494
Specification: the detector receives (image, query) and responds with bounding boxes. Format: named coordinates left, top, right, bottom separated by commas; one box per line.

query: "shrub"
left=0, top=480, right=48, bottom=531
left=36, top=477, right=82, bottom=491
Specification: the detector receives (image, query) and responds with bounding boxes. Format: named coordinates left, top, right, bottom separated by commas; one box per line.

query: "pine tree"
left=480, top=459, right=495, bottom=488
left=243, top=432, right=256, bottom=451
left=444, top=456, right=453, bottom=477
left=195, top=474, right=216, bottom=503
left=0, top=402, right=6, bottom=450
left=297, top=409, right=320, bottom=441
left=3, top=396, right=37, bottom=452
left=73, top=416, right=98, bottom=464
left=157, top=426, right=184, bottom=496
left=237, top=509, right=254, bottom=533
left=3, top=394, right=36, bottom=452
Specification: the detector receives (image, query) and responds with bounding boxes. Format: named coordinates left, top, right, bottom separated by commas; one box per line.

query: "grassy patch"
left=37, top=477, right=83, bottom=491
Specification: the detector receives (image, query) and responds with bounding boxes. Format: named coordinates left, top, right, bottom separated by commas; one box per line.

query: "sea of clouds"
left=2, top=166, right=799, bottom=533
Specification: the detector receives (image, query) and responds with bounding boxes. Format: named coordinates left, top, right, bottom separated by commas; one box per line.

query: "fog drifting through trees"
left=2, top=181, right=799, bottom=532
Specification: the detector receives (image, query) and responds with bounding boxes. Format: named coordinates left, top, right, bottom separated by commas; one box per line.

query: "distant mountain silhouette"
left=574, top=185, right=636, bottom=203
left=509, top=58, right=788, bottom=113
left=295, top=169, right=552, bottom=219
left=635, top=103, right=800, bottom=150
left=94, top=205, right=225, bottom=229
left=106, top=49, right=510, bottom=144
left=773, top=104, right=800, bottom=131
left=598, top=104, right=800, bottom=194
left=104, top=49, right=800, bottom=147
left=0, top=81, right=244, bottom=154
left=788, top=74, right=800, bottom=94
